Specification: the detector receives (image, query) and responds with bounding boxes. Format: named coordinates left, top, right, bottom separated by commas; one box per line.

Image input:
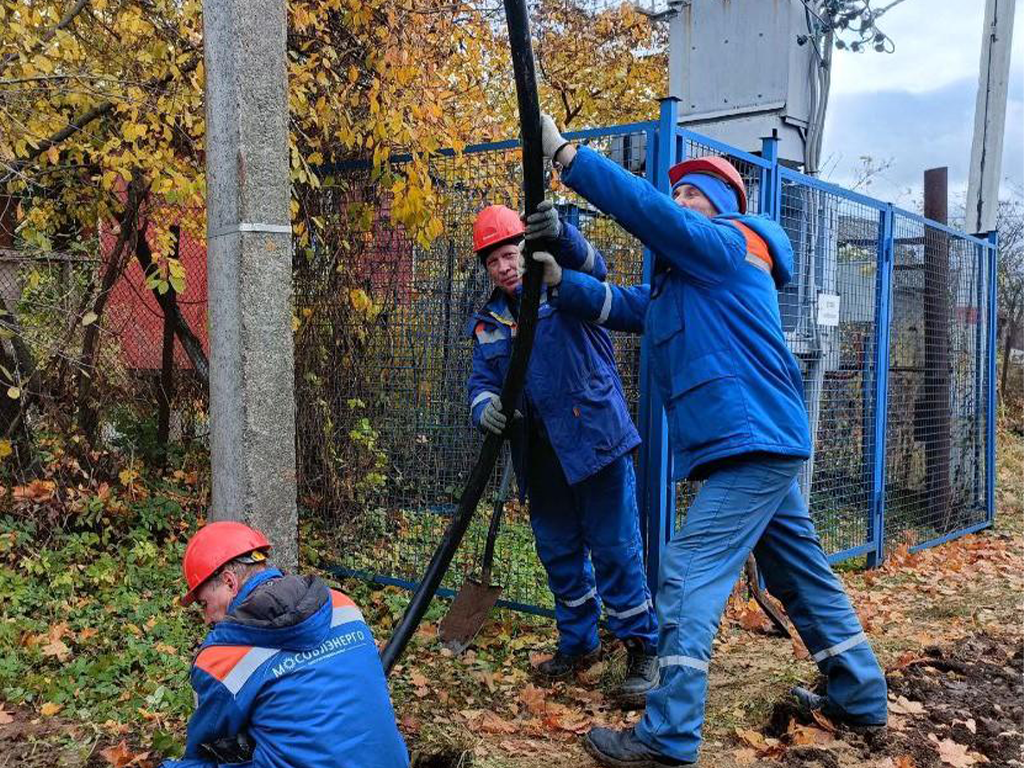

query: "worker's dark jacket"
left=466, top=222, right=640, bottom=492
left=160, top=568, right=408, bottom=768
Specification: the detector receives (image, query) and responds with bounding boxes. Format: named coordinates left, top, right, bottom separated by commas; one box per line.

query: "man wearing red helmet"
left=466, top=201, right=659, bottom=705
left=531, top=115, right=887, bottom=767
left=161, top=521, right=408, bottom=768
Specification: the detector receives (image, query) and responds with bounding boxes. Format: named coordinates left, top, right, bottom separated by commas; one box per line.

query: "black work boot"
left=582, top=727, right=694, bottom=767
left=791, top=686, right=887, bottom=732
left=535, top=645, right=601, bottom=680
left=615, top=638, right=659, bottom=707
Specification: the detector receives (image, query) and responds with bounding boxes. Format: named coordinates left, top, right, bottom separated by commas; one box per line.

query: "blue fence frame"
left=319, top=98, right=998, bottom=612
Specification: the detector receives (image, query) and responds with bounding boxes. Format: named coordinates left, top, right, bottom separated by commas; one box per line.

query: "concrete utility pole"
left=966, top=0, right=1016, bottom=234
left=203, top=0, right=298, bottom=568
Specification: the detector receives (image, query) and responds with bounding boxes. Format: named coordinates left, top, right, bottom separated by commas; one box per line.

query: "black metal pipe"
left=380, top=0, right=545, bottom=675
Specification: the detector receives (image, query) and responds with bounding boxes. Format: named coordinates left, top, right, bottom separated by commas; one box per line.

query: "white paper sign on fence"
left=817, top=293, right=841, bottom=327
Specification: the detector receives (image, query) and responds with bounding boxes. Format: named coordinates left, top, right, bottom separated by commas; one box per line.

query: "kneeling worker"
left=160, top=521, right=409, bottom=768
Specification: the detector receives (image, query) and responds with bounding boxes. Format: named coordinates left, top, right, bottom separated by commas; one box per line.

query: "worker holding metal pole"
left=531, top=114, right=888, bottom=767
left=160, top=522, right=408, bottom=768
left=465, top=201, right=659, bottom=704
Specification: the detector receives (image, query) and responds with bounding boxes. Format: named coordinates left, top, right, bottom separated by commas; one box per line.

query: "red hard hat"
left=668, top=156, right=748, bottom=214
left=473, top=205, right=524, bottom=254
left=180, top=521, right=271, bottom=606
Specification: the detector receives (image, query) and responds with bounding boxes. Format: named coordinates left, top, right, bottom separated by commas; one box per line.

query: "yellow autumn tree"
left=470, top=0, right=668, bottom=131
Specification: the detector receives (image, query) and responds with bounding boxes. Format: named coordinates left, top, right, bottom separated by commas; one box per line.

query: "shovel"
left=438, top=454, right=514, bottom=654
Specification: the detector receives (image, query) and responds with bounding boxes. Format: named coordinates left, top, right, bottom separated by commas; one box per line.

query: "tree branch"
left=1, top=54, right=200, bottom=185
left=0, top=0, right=91, bottom=77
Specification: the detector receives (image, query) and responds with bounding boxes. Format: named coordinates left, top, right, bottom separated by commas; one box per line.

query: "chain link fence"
left=0, top=202, right=209, bottom=482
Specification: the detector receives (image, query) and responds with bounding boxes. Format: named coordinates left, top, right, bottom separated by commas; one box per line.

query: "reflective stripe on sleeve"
left=745, top=253, right=771, bottom=274
left=596, top=283, right=613, bottom=325
left=471, top=391, right=498, bottom=410
left=582, top=242, right=596, bottom=274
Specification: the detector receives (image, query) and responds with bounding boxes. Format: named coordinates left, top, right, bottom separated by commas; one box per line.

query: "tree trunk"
left=155, top=226, right=180, bottom=456
left=999, top=291, right=1020, bottom=403
left=133, top=227, right=209, bottom=386
left=76, top=176, right=148, bottom=443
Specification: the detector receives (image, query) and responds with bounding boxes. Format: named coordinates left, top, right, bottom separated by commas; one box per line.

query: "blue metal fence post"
left=973, top=241, right=985, bottom=508
left=867, top=204, right=895, bottom=567
left=759, top=133, right=780, bottom=221
left=637, top=97, right=679, bottom=597
left=986, top=231, right=999, bottom=524
left=563, top=203, right=580, bottom=229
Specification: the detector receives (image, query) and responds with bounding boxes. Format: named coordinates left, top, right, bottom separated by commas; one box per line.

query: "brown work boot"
left=535, top=645, right=602, bottom=680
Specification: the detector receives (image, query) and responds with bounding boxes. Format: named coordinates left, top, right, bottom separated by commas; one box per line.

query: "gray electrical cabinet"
left=669, top=0, right=815, bottom=163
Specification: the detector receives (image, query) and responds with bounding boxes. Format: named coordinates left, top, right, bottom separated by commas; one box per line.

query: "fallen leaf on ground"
left=99, top=740, right=149, bottom=768
left=0, top=707, right=13, bottom=725
left=40, top=702, right=62, bottom=716
left=41, top=638, right=71, bottom=662
left=408, top=670, right=428, bottom=688
left=476, top=711, right=517, bottom=734
left=731, top=747, right=758, bottom=765
left=400, top=714, right=421, bottom=735
left=520, top=685, right=547, bottom=716
left=528, top=651, right=552, bottom=669
left=734, top=727, right=767, bottom=750
left=931, top=735, right=985, bottom=767
left=888, top=695, right=926, bottom=715
left=787, top=717, right=835, bottom=747
left=811, top=710, right=836, bottom=732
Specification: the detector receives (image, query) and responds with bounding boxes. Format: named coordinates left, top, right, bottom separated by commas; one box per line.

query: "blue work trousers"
left=526, top=435, right=658, bottom=655
left=636, top=456, right=887, bottom=763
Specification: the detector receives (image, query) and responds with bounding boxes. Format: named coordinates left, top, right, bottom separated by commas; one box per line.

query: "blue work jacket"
left=466, top=222, right=640, bottom=490
left=161, top=569, right=408, bottom=768
left=552, top=147, right=810, bottom=481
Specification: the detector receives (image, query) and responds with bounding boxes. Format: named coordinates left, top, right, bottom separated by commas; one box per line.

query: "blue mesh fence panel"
left=774, top=173, right=881, bottom=557
left=884, top=213, right=991, bottom=551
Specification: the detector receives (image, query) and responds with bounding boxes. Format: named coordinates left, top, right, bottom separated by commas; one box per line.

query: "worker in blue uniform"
left=162, top=522, right=409, bottom=768
left=530, top=115, right=888, bottom=767
left=467, top=202, right=659, bottom=704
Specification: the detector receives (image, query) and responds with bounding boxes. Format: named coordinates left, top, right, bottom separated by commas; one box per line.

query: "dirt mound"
left=750, top=632, right=1023, bottom=767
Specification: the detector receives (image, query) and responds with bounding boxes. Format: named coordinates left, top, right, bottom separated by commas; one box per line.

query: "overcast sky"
left=821, top=0, right=1023, bottom=208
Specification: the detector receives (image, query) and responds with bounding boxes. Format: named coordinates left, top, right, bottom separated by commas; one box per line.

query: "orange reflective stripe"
left=331, top=590, right=356, bottom=608
left=195, top=645, right=252, bottom=681
left=729, top=221, right=773, bottom=272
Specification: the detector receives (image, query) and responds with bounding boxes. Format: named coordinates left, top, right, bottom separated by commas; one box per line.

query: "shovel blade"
left=438, top=579, right=503, bottom=654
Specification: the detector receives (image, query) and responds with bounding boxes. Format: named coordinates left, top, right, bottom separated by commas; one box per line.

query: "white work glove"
left=524, top=199, right=561, bottom=241
left=479, top=396, right=523, bottom=436
left=540, top=113, right=568, bottom=162
left=532, top=251, right=563, bottom=288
